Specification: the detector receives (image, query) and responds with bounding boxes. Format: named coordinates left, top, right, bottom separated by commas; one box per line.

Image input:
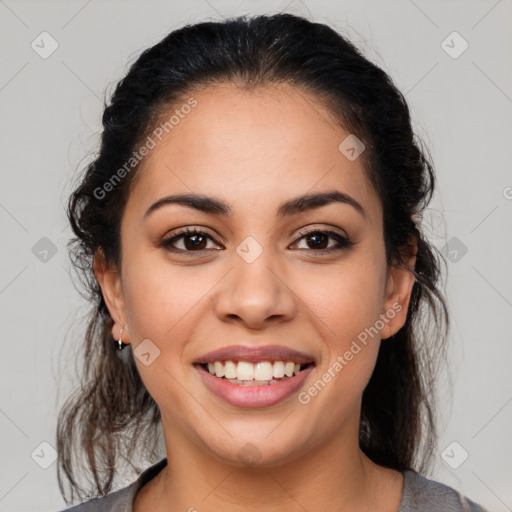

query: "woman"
left=56, top=13, right=489, bottom=512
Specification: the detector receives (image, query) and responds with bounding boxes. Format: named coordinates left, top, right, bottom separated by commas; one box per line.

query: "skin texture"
left=95, top=82, right=416, bottom=511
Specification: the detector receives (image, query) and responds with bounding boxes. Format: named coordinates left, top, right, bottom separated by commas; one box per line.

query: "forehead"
left=128, top=82, right=380, bottom=222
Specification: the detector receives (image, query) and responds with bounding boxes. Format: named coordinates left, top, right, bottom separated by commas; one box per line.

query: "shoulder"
left=56, top=485, right=133, bottom=511
left=56, top=457, right=168, bottom=512
left=399, top=469, right=490, bottom=512
left=57, top=483, right=135, bottom=512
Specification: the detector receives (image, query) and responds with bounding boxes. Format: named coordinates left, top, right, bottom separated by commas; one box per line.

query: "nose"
left=213, top=247, right=297, bottom=330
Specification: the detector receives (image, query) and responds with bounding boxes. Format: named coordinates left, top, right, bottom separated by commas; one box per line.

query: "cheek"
left=296, top=250, right=386, bottom=410
left=120, top=251, right=219, bottom=359
left=122, top=268, right=181, bottom=341
left=120, top=260, right=205, bottom=404
left=301, top=253, right=387, bottom=349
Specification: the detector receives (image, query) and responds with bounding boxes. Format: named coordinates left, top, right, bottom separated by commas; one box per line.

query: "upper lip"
left=194, top=345, right=315, bottom=365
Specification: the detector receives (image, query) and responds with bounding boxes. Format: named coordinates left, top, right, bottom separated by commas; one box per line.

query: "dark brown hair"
left=57, top=13, right=448, bottom=504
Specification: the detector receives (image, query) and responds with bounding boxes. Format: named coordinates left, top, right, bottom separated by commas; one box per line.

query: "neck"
left=135, top=414, right=403, bottom=512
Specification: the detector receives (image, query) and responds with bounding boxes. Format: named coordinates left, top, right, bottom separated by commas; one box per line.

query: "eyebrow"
left=144, top=190, right=365, bottom=219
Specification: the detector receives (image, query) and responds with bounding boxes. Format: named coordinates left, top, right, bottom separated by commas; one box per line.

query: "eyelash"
left=159, top=227, right=354, bottom=256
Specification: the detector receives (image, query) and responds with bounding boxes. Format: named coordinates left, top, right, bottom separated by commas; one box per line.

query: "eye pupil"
left=307, top=232, right=328, bottom=250
left=185, top=234, right=207, bottom=250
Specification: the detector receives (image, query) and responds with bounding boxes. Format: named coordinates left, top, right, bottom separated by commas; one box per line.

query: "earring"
left=117, top=328, right=127, bottom=350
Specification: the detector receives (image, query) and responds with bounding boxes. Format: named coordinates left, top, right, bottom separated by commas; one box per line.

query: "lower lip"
left=195, top=364, right=314, bottom=408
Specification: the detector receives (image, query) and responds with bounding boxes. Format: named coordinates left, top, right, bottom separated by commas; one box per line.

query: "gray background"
left=1, top=1, right=511, bottom=510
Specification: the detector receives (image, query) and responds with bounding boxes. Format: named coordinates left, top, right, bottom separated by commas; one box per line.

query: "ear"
left=93, top=248, right=130, bottom=343
left=380, top=239, right=417, bottom=340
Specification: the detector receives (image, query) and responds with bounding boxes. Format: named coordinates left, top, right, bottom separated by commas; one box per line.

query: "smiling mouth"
left=196, top=360, right=315, bottom=386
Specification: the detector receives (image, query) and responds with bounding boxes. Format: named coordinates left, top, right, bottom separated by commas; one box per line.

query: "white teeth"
left=204, top=360, right=308, bottom=381
left=224, top=360, right=237, bottom=379
left=236, top=361, right=255, bottom=381
left=213, top=361, right=225, bottom=378
left=254, top=361, right=273, bottom=381
left=272, top=361, right=285, bottom=378
left=284, top=361, right=295, bottom=377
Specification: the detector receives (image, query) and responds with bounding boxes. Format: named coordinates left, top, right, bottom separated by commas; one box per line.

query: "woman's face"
left=97, top=82, right=414, bottom=468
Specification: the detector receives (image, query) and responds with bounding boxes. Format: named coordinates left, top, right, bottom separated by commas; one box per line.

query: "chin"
left=199, top=429, right=312, bottom=470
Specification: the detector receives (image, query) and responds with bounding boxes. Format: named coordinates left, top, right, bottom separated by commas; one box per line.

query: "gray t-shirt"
left=59, top=457, right=489, bottom=512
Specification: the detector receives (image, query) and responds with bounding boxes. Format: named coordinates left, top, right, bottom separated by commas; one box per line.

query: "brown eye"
left=293, top=229, right=354, bottom=254
left=160, top=228, right=222, bottom=254
left=182, top=232, right=208, bottom=250
left=303, top=232, right=329, bottom=250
